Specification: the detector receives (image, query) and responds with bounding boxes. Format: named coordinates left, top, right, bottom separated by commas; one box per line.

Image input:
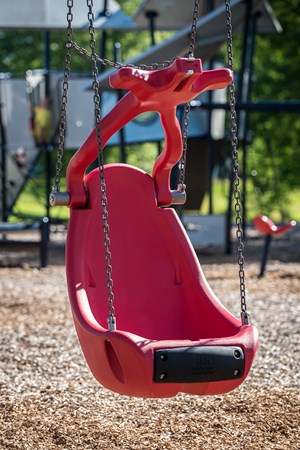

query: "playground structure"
left=0, top=75, right=49, bottom=266
left=0, top=0, right=284, bottom=263
left=0, top=75, right=40, bottom=221
left=0, top=0, right=136, bottom=266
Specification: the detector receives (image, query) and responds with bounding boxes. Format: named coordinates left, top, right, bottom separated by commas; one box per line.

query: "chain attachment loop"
left=225, top=0, right=249, bottom=324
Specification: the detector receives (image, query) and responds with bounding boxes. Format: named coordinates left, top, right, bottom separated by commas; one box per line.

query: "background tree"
left=0, top=0, right=299, bottom=221
left=247, top=0, right=300, bottom=220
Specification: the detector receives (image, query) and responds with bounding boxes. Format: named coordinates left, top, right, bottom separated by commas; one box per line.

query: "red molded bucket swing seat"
left=65, top=58, right=258, bottom=398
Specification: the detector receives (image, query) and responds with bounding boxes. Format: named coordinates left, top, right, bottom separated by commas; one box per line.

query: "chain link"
left=188, top=0, right=200, bottom=58
left=86, top=0, right=116, bottom=330
left=50, top=0, right=73, bottom=199
left=178, top=103, right=190, bottom=191
left=71, top=41, right=174, bottom=71
left=225, top=0, right=249, bottom=324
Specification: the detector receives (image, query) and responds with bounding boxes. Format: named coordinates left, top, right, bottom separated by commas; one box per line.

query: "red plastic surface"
left=253, top=214, right=296, bottom=236
left=66, top=58, right=258, bottom=397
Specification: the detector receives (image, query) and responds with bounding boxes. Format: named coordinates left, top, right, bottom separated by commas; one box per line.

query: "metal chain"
left=178, top=0, right=200, bottom=192
left=69, top=0, right=199, bottom=73
left=71, top=41, right=174, bottom=71
left=51, top=0, right=199, bottom=328
left=225, top=0, right=249, bottom=325
left=178, top=103, right=190, bottom=191
left=188, top=0, right=200, bottom=58
left=53, top=1, right=248, bottom=327
left=49, top=0, right=73, bottom=203
left=87, top=0, right=116, bottom=330
left=70, top=1, right=201, bottom=195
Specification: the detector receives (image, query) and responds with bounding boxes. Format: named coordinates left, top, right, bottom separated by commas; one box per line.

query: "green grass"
left=200, top=179, right=230, bottom=216
left=12, top=190, right=70, bottom=222
left=11, top=175, right=300, bottom=225
left=201, top=179, right=300, bottom=223
left=11, top=178, right=70, bottom=222
left=10, top=145, right=300, bottom=225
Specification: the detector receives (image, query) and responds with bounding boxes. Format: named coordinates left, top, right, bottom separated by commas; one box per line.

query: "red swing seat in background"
left=65, top=58, right=258, bottom=398
left=253, top=214, right=296, bottom=236
left=253, top=214, right=296, bottom=277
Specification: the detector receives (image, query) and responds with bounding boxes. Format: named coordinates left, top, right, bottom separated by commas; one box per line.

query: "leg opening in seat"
left=105, top=340, right=125, bottom=384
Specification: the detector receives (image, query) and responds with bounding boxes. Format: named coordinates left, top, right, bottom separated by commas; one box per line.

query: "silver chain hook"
left=225, top=0, right=249, bottom=325
left=87, top=0, right=116, bottom=331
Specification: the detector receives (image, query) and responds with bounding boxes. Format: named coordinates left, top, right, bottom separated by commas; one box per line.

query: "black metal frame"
left=0, top=217, right=49, bottom=267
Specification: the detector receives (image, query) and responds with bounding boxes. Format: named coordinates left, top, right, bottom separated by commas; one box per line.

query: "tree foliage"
left=247, top=0, right=300, bottom=220
left=0, top=0, right=299, bottom=220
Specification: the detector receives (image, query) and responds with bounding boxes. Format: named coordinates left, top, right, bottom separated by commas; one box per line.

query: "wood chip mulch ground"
left=0, top=230, right=299, bottom=449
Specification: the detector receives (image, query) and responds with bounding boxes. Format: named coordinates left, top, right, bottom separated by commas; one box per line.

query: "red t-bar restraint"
left=66, top=58, right=233, bottom=208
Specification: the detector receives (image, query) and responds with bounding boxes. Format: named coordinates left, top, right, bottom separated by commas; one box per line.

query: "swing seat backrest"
left=65, top=59, right=258, bottom=397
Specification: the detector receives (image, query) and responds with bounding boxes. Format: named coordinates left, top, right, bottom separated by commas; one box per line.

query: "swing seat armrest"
left=192, top=68, right=233, bottom=93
